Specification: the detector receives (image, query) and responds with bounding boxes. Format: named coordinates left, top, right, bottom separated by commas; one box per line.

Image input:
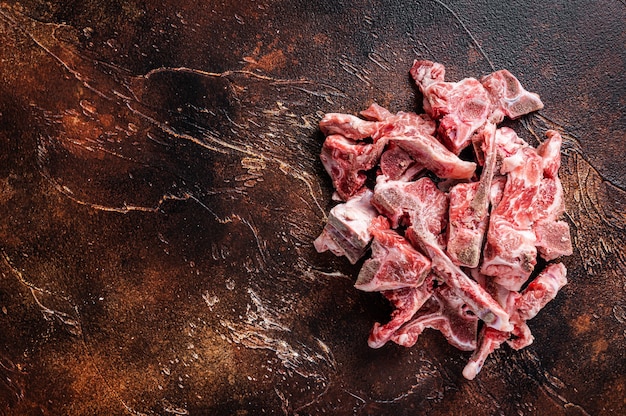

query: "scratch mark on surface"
left=124, top=100, right=326, bottom=217
left=430, top=0, right=496, bottom=71
left=1, top=251, right=152, bottom=415
left=275, top=387, right=290, bottom=416
left=1, top=5, right=327, bottom=219
left=0, top=357, right=25, bottom=405
left=345, top=389, right=366, bottom=403
left=368, top=52, right=391, bottom=71
left=41, top=169, right=192, bottom=214
left=221, top=289, right=336, bottom=391
left=1, top=251, right=82, bottom=335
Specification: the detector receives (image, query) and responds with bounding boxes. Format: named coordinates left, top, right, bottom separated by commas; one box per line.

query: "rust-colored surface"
left=0, top=1, right=625, bottom=415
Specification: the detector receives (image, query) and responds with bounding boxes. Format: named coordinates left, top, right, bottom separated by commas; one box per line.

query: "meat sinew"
left=314, top=60, right=571, bottom=380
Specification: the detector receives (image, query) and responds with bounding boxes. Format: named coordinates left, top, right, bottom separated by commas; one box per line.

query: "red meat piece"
left=367, top=275, right=435, bottom=349
left=379, top=142, right=424, bottom=181
left=447, top=123, right=497, bottom=267
left=481, top=69, right=544, bottom=123
left=313, top=189, right=378, bottom=264
left=354, top=217, right=431, bottom=292
left=320, top=134, right=387, bottom=201
left=391, top=284, right=479, bottom=351
left=411, top=60, right=493, bottom=154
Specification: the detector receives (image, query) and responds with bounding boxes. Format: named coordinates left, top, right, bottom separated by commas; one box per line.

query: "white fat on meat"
left=313, top=189, right=378, bottom=264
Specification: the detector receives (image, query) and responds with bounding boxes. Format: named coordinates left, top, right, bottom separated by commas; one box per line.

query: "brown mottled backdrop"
left=0, top=1, right=624, bottom=415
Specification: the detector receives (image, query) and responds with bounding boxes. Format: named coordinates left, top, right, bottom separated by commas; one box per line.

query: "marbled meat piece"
left=359, top=102, right=394, bottom=121
left=368, top=275, right=435, bottom=349
left=313, top=189, right=378, bottom=264
left=516, top=262, right=568, bottom=321
left=447, top=123, right=497, bottom=268
left=410, top=60, right=493, bottom=154
left=446, top=181, right=485, bottom=267
left=481, top=69, right=544, bottom=123
left=411, top=228, right=513, bottom=332
left=390, top=132, right=476, bottom=179
left=375, top=176, right=512, bottom=331
left=533, top=131, right=573, bottom=260
left=374, top=110, right=478, bottom=180
left=411, top=60, right=544, bottom=155
left=537, top=130, right=563, bottom=179
left=534, top=220, right=573, bottom=261
left=320, top=134, right=387, bottom=201
left=355, top=216, right=431, bottom=292
left=372, top=176, right=448, bottom=239
left=463, top=263, right=567, bottom=380
left=379, top=142, right=423, bottom=181
left=319, top=112, right=381, bottom=140
left=481, top=129, right=544, bottom=290
left=391, top=284, right=479, bottom=351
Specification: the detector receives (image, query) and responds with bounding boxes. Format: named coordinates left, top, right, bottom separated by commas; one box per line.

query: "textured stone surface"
left=0, top=1, right=624, bottom=414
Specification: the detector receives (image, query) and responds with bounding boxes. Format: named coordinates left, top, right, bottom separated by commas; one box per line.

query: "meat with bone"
left=537, top=130, right=563, bottom=179
left=372, top=176, right=448, bottom=240
left=463, top=263, right=568, bottom=380
left=313, top=189, right=378, bottom=264
left=319, top=112, right=381, bottom=140
left=372, top=176, right=512, bottom=331
left=446, top=122, right=497, bottom=268
left=314, top=60, right=570, bottom=381
left=368, top=275, right=435, bottom=349
left=411, top=60, right=491, bottom=155
left=481, top=129, right=545, bottom=291
left=319, top=108, right=468, bottom=199
left=320, top=134, right=387, bottom=201
left=389, top=131, right=476, bottom=180
left=534, top=220, right=573, bottom=261
left=446, top=181, right=485, bottom=267
left=391, top=283, right=479, bottom=351
left=409, top=225, right=513, bottom=332
left=411, top=60, right=544, bottom=154
left=354, top=216, right=431, bottom=292
left=359, top=102, right=394, bottom=121
left=373, top=111, right=477, bottom=180
left=379, top=142, right=424, bottom=181
left=481, top=69, right=544, bottom=123
left=533, top=131, right=573, bottom=260
left=516, top=262, right=568, bottom=321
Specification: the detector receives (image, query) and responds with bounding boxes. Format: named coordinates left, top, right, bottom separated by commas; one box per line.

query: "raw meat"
left=481, top=69, right=544, bottom=123
left=463, top=263, right=567, bottom=379
left=354, top=216, right=431, bottom=292
left=319, top=113, right=381, bottom=140
left=481, top=131, right=544, bottom=291
left=379, top=142, right=423, bottom=181
left=411, top=60, right=491, bottom=155
left=313, top=189, right=378, bottom=264
left=411, top=60, right=546, bottom=154
left=391, top=283, right=479, bottom=351
left=390, top=133, right=476, bottom=179
left=372, top=175, right=512, bottom=331
left=446, top=122, right=497, bottom=267
left=372, top=176, right=448, bottom=234
left=368, top=275, right=435, bottom=349
left=314, top=60, right=570, bottom=381
left=319, top=134, right=386, bottom=201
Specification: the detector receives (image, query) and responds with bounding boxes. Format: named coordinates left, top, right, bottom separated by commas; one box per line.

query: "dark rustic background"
left=0, top=1, right=624, bottom=415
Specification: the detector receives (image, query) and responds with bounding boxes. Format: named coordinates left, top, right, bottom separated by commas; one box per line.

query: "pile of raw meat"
left=314, top=60, right=572, bottom=380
